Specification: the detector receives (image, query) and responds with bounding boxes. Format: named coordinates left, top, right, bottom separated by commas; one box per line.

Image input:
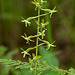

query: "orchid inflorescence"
left=21, top=0, right=57, bottom=61
left=21, top=0, right=57, bottom=74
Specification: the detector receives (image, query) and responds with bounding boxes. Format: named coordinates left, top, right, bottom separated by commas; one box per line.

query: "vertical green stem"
left=36, top=0, right=40, bottom=56
left=35, top=0, right=40, bottom=75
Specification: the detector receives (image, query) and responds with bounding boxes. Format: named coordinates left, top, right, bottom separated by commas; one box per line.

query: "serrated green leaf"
left=39, top=46, right=59, bottom=65
left=39, top=46, right=59, bottom=75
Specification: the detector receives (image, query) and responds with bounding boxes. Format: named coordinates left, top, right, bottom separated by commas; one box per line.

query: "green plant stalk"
left=27, top=13, right=49, bottom=21
left=35, top=0, right=40, bottom=75
left=44, top=0, right=53, bottom=51
left=36, top=0, right=40, bottom=57
left=44, top=0, right=52, bottom=43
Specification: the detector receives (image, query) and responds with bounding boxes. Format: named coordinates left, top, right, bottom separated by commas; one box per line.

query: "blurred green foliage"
left=0, top=45, right=18, bottom=75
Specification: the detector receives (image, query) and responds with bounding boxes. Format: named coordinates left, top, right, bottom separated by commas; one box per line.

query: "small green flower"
left=20, top=48, right=31, bottom=58
left=32, top=0, right=42, bottom=10
left=50, top=6, right=57, bottom=18
left=21, top=17, right=31, bottom=27
left=39, top=30, right=46, bottom=39
left=39, top=38, right=56, bottom=50
left=46, top=41, right=56, bottom=50
left=46, top=43, right=56, bottom=50
left=21, top=51, right=31, bottom=58
left=21, top=33, right=34, bottom=44
left=41, top=6, right=57, bottom=18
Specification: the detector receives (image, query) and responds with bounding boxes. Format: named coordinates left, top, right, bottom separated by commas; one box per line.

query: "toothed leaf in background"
left=39, top=46, right=59, bottom=75
left=39, top=46, right=59, bottom=65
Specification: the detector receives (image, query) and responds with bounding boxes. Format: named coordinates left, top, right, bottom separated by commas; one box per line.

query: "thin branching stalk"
left=36, top=0, right=40, bottom=57
left=35, top=0, right=41, bottom=74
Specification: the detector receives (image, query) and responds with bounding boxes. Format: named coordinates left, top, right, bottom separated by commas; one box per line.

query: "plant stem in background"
left=35, top=0, right=41, bottom=75
left=44, top=0, right=53, bottom=51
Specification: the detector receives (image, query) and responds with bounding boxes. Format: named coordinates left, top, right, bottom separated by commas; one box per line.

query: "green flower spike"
left=20, top=48, right=31, bottom=58
left=21, top=33, right=34, bottom=44
left=21, top=17, right=31, bottom=27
